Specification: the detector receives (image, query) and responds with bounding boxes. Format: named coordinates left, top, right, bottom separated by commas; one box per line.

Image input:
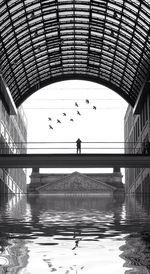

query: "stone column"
left=27, top=168, right=40, bottom=193
left=32, top=168, right=39, bottom=173
left=113, top=167, right=121, bottom=173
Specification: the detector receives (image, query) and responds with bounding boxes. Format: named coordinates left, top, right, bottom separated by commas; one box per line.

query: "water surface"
left=0, top=194, right=150, bottom=273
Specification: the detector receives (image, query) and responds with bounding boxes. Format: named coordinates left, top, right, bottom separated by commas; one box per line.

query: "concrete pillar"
left=28, top=168, right=40, bottom=193
left=32, top=168, right=39, bottom=173
left=113, top=167, right=121, bottom=173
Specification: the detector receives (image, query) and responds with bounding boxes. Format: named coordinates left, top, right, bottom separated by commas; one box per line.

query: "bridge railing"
left=0, top=141, right=149, bottom=154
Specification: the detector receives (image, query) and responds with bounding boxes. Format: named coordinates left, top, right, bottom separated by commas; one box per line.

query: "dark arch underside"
left=1, top=0, right=150, bottom=107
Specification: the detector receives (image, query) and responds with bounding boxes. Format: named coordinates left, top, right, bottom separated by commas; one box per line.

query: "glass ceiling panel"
left=1, top=0, right=150, bottom=107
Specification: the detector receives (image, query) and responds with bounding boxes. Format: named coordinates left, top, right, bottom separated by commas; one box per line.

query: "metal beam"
left=133, top=71, right=150, bottom=114
left=0, top=153, right=150, bottom=168
left=0, top=74, right=17, bottom=115
left=2, top=1, right=150, bottom=107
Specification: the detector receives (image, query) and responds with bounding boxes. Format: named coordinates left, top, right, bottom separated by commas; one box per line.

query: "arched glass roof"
left=1, top=0, right=150, bottom=107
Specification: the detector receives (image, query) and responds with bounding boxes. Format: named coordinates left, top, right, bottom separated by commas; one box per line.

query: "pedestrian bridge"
left=0, top=141, right=149, bottom=168
left=0, top=153, right=150, bottom=169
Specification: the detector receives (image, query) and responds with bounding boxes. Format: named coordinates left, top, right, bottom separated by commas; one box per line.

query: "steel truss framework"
left=1, top=0, right=150, bottom=107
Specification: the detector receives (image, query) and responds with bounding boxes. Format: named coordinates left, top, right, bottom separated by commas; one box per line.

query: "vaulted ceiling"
left=1, top=0, right=150, bottom=107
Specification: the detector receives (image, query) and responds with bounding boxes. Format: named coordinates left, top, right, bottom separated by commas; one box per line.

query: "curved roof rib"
left=1, top=0, right=150, bottom=107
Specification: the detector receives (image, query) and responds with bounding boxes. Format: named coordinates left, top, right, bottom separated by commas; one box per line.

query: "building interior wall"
left=0, top=96, right=27, bottom=195
left=124, top=92, right=150, bottom=195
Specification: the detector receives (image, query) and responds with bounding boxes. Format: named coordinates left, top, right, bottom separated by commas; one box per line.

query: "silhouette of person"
left=76, top=138, right=82, bottom=154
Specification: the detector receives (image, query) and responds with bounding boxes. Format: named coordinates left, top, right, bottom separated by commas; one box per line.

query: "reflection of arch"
left=1, top=1, right=150, bottom=107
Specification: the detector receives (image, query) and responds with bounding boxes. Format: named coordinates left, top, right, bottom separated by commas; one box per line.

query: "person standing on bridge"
left=76, top=138, right=82, bottom=154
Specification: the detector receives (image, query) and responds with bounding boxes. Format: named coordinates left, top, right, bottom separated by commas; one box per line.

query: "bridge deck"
left=0, top=154, right=150, bottom=168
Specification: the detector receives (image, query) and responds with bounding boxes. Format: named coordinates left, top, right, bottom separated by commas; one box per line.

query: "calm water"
left=0, top=194, right=150, bottom=273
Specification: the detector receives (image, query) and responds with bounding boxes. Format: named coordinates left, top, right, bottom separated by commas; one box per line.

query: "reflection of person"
left=76, top=138, right=82, bottom=154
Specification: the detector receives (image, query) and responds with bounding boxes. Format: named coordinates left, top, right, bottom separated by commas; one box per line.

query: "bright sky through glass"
left=22, top=80, right=128, bottom=180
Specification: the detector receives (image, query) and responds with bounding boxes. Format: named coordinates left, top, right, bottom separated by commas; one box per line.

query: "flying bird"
left=30, top=11, right=35, bottom=19
left=75, top=239, right=80, bottom=247
left=132, top=59, right=136, bottom=65
left=12, top=60, right=17, bottom=67
left=48, top=117, right=52, bottom=121
left=70, top=119, right=74, bottom=122
left=113, top=11, right=118, bottom=19
left=85, top=99, right=89, bottom=104
left=57, top=119, right=61, bottom=123
left=37, top=45, right=41, bottom=52
left=34, top=30, right=38, bottom=37
left=63, top=113, right=66, bottom=116
left=108, top=45, right=113, bottom=51
left=49, top=125, right=53, bottom=129
left=93, top=106, right=96, bottom=110
left=77, top=111, right=81, bottom=115
left=75, top=102, right=79, bottom=107
left=72, top=238, right=82, bottom=250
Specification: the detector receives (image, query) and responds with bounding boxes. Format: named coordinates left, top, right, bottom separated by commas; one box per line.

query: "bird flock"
left=48, top=99, right=96, bottom=130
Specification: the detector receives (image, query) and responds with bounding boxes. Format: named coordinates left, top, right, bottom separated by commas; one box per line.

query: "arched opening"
left=23, top=80, right=128, bottom=142
left=22, top=80, right=128, bottom=183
